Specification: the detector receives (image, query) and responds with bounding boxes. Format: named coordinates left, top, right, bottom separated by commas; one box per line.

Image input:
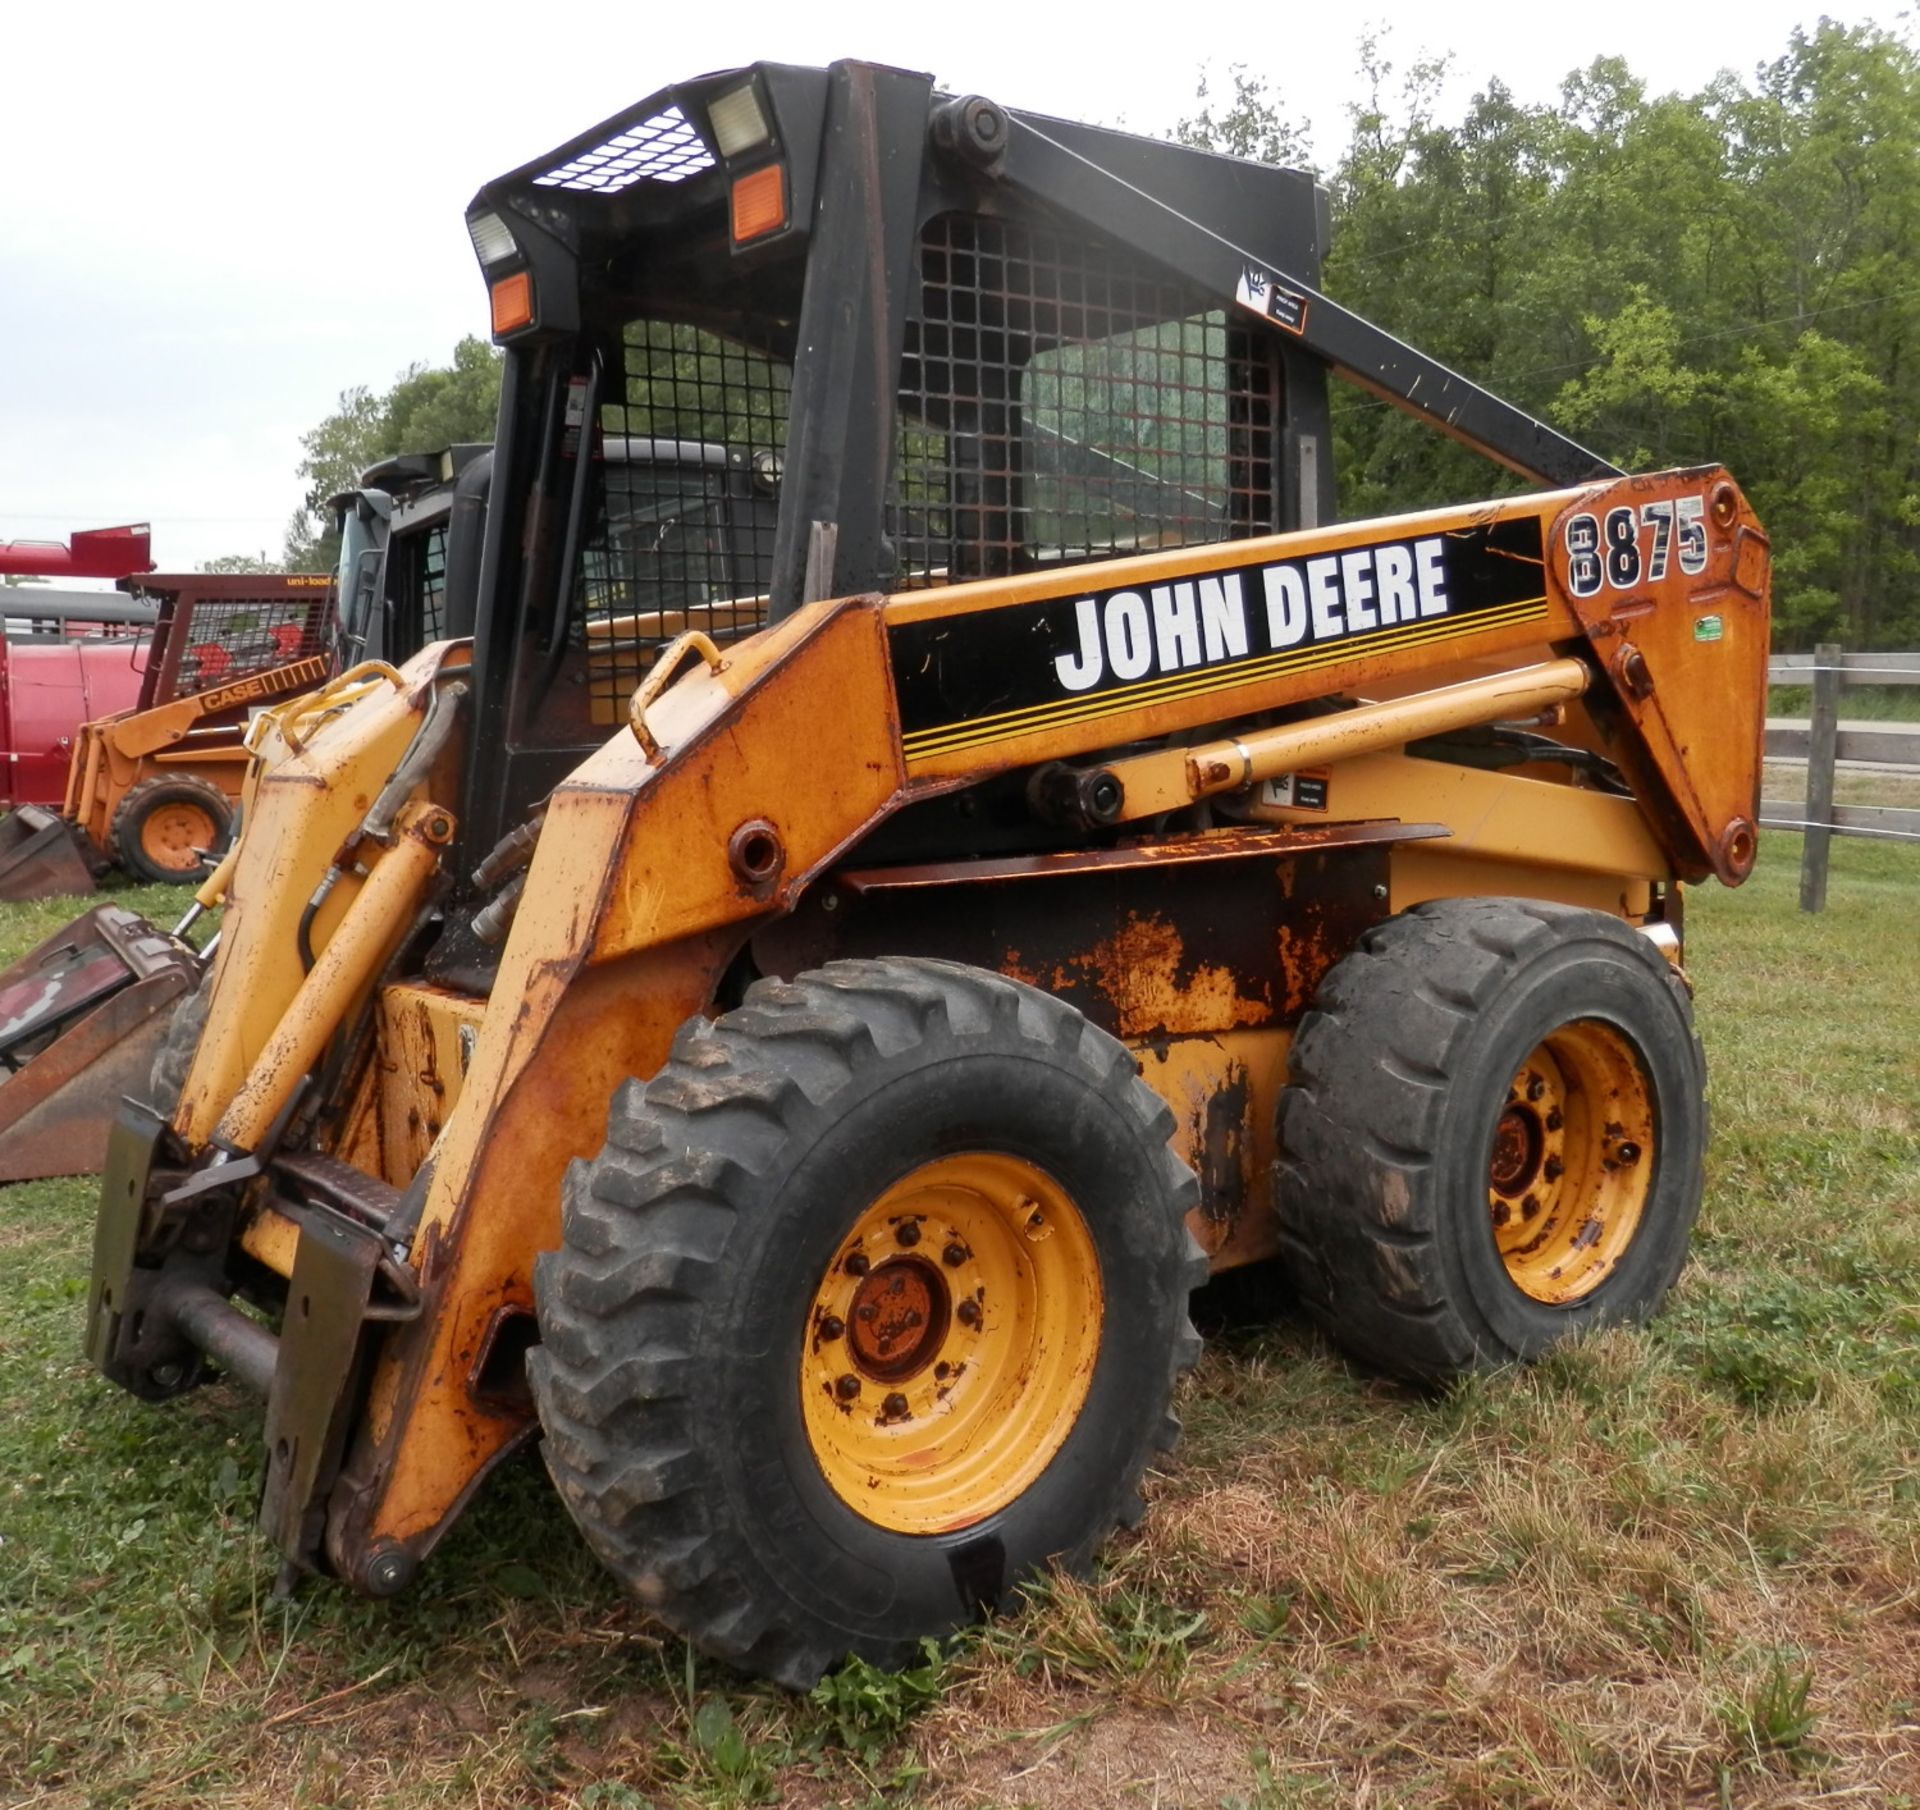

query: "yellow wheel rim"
left=799, top=1152, right=1102, bottom=1535
left=1487, top=1020, right=1655, bottom=1305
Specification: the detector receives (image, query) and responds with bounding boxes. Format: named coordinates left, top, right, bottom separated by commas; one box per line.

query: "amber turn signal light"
left=490, top=271, right=534, bottom=336
left=730, top=164, right=788, bottom=244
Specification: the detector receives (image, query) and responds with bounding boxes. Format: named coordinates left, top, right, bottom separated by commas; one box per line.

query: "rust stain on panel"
left=376, top=984, right=488, bottom=1187
left=1014, top=910, right=1270, bottom=1040
left=756, top=840, right=1389, bottom=1045
left=1133, top=1027, right=1292, bottom=1268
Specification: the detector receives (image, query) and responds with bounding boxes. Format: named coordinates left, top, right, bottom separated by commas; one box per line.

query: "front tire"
left=1277, top=898, right=1706, bottom=1384
left=147, top=968, right=212, bottom=1112
left=529, top=958, right=1205, bottom=1687
left=110, top=776, right=231, bottom=885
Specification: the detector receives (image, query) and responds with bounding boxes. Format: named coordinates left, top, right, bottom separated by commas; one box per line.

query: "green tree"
left=1176, top=20, right=1920, bottom=647
left=284, top=336, right=502, bottom=571
left=1175, top=61, right=1315, bottom=169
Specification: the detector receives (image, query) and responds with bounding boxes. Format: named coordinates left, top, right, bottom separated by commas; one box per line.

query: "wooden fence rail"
left=1759, top=642, right=1920, bottom=911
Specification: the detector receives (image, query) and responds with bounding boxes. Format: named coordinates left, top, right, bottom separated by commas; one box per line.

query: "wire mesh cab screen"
left=175, top=595, right=327, bottom=693
left=581, top=322, right=789, bottom=722
left=574, top=216, right=1275, bottom=711
left=893, top=214, right=1279, bottom=587
left=138, top=581, right=332, bottom=706
left=416, top=524, right=449, bottom=644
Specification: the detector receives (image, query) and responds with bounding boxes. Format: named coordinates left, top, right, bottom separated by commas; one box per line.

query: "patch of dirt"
left=924, top=1705, right=1263, bottom=1808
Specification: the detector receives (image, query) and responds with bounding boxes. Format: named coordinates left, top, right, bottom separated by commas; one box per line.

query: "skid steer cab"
left=84, top=61, right=1769, bottom=1689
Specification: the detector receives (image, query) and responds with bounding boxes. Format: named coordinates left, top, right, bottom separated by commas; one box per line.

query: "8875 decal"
left=1564, top=495, right=1707, bottom=598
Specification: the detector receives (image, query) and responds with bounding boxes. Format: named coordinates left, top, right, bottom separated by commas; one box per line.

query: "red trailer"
left=0, top=524, right=159, bottom=808
left=0, top=598, right=152, bottom=809
left=0, top=523, right=152, bottom=580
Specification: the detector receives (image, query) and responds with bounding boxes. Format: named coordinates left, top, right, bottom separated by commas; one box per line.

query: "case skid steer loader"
left=0, top=473, right=473, bottom=1184
left=82, top=62, right=1769, bottom=1688
left=0, top=435, right=774, bottom=1185
left=0, top=571, right=336, bottom=902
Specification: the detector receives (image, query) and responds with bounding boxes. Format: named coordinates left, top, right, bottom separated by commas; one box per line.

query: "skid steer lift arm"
left=1000, top=113, right=1622, bottom=490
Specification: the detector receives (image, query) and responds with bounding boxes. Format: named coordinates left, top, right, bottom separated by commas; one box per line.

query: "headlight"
left=707, top=82, right=771, bottom=158
left=466, top=210, right=520, bottom=270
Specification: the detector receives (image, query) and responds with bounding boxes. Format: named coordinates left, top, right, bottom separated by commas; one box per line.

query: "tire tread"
left=1276, top=899, right=1705, bottom=1383
left=531, top=957, right=1203, bottom=1686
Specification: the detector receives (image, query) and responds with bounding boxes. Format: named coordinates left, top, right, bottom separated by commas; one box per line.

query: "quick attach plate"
left=85, top=1098, right=169, bottom=1376
left=260, top=1200, right=419, bottom=1570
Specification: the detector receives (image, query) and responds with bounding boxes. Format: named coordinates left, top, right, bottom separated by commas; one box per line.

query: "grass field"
left=1769, top=684, right=1920, bottom=723
left=2, top=841, right=1916, bottom=1809
left=1764, top=763, right=1920, bottom=817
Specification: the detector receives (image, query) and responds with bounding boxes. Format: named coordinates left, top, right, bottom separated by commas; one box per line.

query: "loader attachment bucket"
left=0, top=905, right=200, bottom=1181
left=0, top=806, right=105, bottom=903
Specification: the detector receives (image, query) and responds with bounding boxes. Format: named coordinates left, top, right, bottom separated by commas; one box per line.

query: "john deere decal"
left=889, top=517, right=1548, bottom=765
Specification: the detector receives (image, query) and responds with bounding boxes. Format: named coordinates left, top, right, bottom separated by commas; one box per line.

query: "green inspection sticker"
left=1694, top=614, right=1724, bottom=642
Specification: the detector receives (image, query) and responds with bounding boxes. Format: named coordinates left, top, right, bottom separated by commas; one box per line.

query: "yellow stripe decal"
left=901, top=597, right=1550, bottom=764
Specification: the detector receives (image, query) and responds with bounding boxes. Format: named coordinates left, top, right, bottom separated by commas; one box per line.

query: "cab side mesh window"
left=143, top=585, right=332, bottom=704
left=418, top=523, right=448, bottom=644
left=583, top=322, right=791, bottom=721
left=891, top=213, right=1278, bottom=588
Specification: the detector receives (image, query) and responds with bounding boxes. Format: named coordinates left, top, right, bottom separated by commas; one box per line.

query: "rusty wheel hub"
left=799, top=1152, right=1102, bottom=1535
left=1488, top=1104, right=1545, bottom=1197
left=846, top=1257, right=949, bottom=1383
left=1486, top=1023, right=1655, bottom=1305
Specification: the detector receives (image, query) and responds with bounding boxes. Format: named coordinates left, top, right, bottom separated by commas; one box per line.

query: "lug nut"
left=856, top=1303, right=877, bottom=1322
left=835, top=1375, right=861, bottom=1401
left=1526, top=1076, right=1545, bottom=1102
left=1543, top=1157, right=1563, bottom=1182
left=896, top=1222, right=921, bottom=1248
left=844, top=1252, right=870, bottom=1276
left=1615, top=1141, right=1641, bottom=1165
left=365, top=1545, right=416, bottom=1597
left=882, top=1392, right=909, bottom=1418
left=818, top=1315, right=844, bottom=1341
left=957, top=1298, right=982, bottom=1328
left=1522, top=1192, right=1541, bottom=1220
left=1545, top=1108, right=1563, bottom=1132
left=943, top=1242, right=968, bottom=1267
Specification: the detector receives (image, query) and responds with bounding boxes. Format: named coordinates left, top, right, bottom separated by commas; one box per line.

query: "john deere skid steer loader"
left=83, top=62, right=1768, bottom=1688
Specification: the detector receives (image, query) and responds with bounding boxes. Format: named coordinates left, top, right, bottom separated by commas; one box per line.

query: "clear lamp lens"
left=708, top=83, right=770, bottom=158
left=467, top=211, right=519, bottom=269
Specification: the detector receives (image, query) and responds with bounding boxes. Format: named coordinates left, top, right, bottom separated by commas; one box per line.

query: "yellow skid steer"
left=84, top=62, right=1766, bottom=1688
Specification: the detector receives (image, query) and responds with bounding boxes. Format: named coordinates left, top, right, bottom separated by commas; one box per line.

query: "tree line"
left=279, top=336, right=504, bottom=573
left=1181, top=21, right=1919, bottom=649
left=268, top=20, right=1915, bottom=649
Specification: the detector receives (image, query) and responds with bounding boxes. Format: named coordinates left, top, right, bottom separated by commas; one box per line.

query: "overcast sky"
left=1, top=0, right=1902, bottom=574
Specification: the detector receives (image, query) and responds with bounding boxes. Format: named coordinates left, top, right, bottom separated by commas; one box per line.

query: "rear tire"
left=529, top=957, right=1205, bottom=1688
left=148, top=969, right=213, bottom=1112
left=1277, top=898, right=1706, bottom=1384
left=110, top=776, right=231, bottom=886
